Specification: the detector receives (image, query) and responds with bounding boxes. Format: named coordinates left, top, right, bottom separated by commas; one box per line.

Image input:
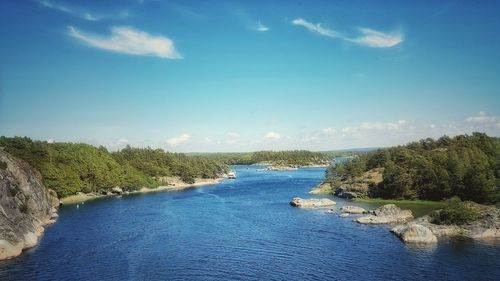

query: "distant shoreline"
left=61, top=177, right=224, bottom=205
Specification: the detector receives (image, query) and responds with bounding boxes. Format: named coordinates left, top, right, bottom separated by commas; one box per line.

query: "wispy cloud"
left=322, top=127, right=336, bottom=134
left=348, top=28, right=403, bottom=48
left=292, top=18, right=339, bottom=38
left=233, top=9, right=269, bottom=32
left=38, top=0, right=129, bottom=21
left=292, top=18, right=403, bottom=48
left=256, top=20, right=269, bottom=32
left=68, top=26, right=182, bottom=59
left=466, top=112, right=500, bottom=126
left=166, top=134, right=190, bottom=146
left=263, top=131, right=281, bottom=140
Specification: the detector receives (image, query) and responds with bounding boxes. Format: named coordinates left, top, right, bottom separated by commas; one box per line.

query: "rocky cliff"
left=0, top=150, right=59, bottom=260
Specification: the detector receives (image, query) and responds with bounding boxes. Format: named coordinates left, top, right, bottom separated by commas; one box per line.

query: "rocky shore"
left=355, top=204, right=414, bottom=224
left=61, top=177, right=224, bottom=205
left=392, top=203, right=500, bottom=242
left=293, top=191, right=499, bottom=245
left=0, top=150, right=59, bottom=260
left=289, top=197, right=336, bottom=208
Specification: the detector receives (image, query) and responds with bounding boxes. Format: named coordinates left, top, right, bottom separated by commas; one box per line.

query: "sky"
left=0, top=0, right=499, bottom=152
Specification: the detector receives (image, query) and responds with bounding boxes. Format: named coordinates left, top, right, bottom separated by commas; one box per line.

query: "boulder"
left=334, top=188, right=366, bottom=199
left=340, top=206, right=367, bottom=214
left=111, top=187, right=123, bottom=195
left=356, top=204, right=413, bottom=224
left=289, top=197, right=336, bottom=208
left=391, top=224, right=437, bottom=244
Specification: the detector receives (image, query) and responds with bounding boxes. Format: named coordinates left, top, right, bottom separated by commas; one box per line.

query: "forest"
left=326, top=133, right=500, bottom=204
left=192, top=150, right=331, bottom=166
left=0, top=137, right=227, bottom=197
left=0, top=137, right=332, bottom=198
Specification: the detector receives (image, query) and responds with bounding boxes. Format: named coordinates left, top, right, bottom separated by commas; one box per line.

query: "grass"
left=353, top=198, right=446, bottom=217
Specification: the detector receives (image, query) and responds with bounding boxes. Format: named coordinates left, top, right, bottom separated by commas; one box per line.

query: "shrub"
left=430, top=196, right=479, bottom=225
left=0, top=160, right=7, bottom=170
left=180, top=174, right=195, bottom=184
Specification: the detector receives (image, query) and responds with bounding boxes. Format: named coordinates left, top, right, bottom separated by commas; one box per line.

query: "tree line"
left=326, top=133, right=500, bottom=204
left=195, top=150, right=331, bottom=166
left=0, top=137, right=227, bottom=197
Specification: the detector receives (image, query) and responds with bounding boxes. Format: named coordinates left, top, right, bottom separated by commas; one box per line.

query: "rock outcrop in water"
left=393, top=204, right=500, bottom=241
left=355, top=204, right=413, bottom=224
left=0, top=150, right=59, bottom=260
left=289, top=197, right=336, bottom=208
left=391, top=224, right=438, bottom=244
left=340, top=206, right=368, bottom=214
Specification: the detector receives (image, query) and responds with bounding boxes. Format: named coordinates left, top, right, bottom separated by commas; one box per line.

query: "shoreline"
left=61, top=177, right=224, bottom=205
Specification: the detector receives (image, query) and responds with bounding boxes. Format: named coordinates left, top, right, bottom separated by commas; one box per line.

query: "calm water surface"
left=1, top=166, right=499, bottom=280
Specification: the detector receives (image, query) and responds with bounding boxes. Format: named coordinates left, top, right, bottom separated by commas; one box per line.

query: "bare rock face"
left=340, top=206, right=368, bottom=214
left=289, top=197, right=336, bottom=208
left=391, top=224, right=438, bottom=244
left=0, top=150, right=59, bottom=260
left=356, top=204, right=413, bottom=224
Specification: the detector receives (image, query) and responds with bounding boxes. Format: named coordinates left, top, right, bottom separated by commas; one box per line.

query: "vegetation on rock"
left=430, top=197, right=479, bottom=225
left=0, top=137, right=227, bottom=197
left=326, top=133, right=500, bottom=204
left=193, top=150, right=331, bottom=166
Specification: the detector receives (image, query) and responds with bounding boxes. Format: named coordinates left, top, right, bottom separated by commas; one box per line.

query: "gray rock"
left=356, top=204, right=413, bottom=224
left=111, top=186, right=123, bottom=195
left=0, top=150, right=59, bottom=260
left=391, top=224, right=437, bottom=244
left=334, top=187, right=366, bottom=199
left=289, top=197, right=336, bottom=208
left=340, top=206, right=367, bottom=214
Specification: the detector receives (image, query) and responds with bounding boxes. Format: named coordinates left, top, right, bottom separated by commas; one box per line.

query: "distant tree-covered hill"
left=0, top=137, right=227, bottom=197
left=112, top=146, right=227, bottom=184
left=192, top=150, right=331, bottom=166
left=326, top=133, right=500, bottom=204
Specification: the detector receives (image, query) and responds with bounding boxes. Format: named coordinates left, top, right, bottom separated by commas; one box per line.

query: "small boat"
left=227, top=171, right=236, bottom=179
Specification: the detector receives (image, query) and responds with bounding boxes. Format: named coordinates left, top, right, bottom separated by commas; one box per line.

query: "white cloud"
left=68, top=26, right=182, bottom=59
left=256, top=20, right=269, bottom=32
left=263, top=131, right=281, bottom=140
left=348, top=28, right=403, bottom=48
left=466, top=112, right=500, bottom=125
left=292, top=18, right=403, bottom=48
left=322, top=127, right=336, bottom=134
left=38, top=0, right=128, bottom=21
left=166, top=134, right=190, bottom=146
left=292, top=18, right=339, bottom=38
left=117, top=138, right=129, bottom=144
left=359, top=120, right=407, bottom=130
left=227, top=132, right=240, bottom=138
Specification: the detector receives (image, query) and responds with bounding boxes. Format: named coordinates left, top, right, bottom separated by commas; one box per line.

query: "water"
left=1, top=166, right=499, bottom=280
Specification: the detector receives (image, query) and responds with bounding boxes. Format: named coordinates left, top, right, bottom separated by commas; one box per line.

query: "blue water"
left=1, top=166, right=499, bottom=280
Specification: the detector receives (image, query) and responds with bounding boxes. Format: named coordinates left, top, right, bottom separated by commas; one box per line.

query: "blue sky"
left=1, top=0, right=499, bottom=152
